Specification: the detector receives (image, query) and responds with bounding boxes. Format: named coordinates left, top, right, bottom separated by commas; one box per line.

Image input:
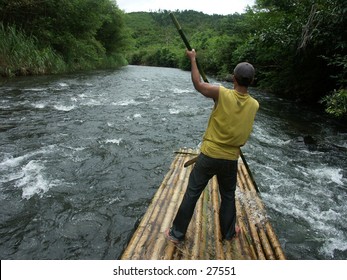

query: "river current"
left=0, top=66, right=346, bottom=260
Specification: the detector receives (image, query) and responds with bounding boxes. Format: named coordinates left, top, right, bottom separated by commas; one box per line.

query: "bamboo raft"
left=120, top=148, right=286, bottom=260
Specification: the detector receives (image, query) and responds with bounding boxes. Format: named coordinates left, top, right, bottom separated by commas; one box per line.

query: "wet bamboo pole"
left=199, top=184, right=210, bottom=259
left=211, top=177, right=225, bottom=259
left=257, top=225, right=275, bottom=260
left=204, top=182, right=214, bottom=259
left=235, top=197, right=256, bottom=259
left=239, top=162, right=286, bottom=260
left=265, top=222, right=286, bottom=260
left=237, top=172, right=266, bottom=259
left=191, top=188, right=203, bottom=259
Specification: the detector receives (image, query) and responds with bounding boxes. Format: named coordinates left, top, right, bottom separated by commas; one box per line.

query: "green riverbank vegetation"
left=0, top=0, right=346, bottom=118
left=0, top=0, right=128, bottom=77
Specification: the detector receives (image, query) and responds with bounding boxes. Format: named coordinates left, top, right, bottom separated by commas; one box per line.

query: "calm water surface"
left=0, top=66, right=346, bottom=259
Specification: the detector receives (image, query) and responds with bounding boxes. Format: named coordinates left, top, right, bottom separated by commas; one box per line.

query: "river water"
left=0, top=66, right=346, bottom=260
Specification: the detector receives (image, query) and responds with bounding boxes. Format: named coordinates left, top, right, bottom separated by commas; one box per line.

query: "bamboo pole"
left=169, top=13, right=208, bottom=83
left=199, top=183, right=209, bottom=259
left=191, top=188, right=204, bottom=259
left=204, top=182, right=214, bottom=259
left=257, top=225, right=276, bottom=260
left=265, top=222, right=286, bottom=260
left=211, top=176, right=225, bottom=259
left=237, top=172, right=266, bottom=259
left=244, top=216, right=265, bottom=259
left=235, top=196, right=256, bottom=260
left=163, top=242, right=176, bottom=260
left=224, top=239, right=232, bottom=259
left=185, top=219, right=195, bottom=259
left=142, top=169, right=181, bottom=259
left=240, top=163, right=256, bottom=192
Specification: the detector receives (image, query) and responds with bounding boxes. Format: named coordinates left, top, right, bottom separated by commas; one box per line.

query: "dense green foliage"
left=246, top=0, right=346, bottom=109
left=0, top=0, right=128, bottom=76
left=0, top=23, right=66, bottom=76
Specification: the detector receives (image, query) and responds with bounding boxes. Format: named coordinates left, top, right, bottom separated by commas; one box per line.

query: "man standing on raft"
left=166, top=49, right=259, bottom=243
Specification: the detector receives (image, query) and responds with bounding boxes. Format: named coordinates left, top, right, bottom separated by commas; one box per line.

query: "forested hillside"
left=0, top=0, right=345, bottom=118
left=124, top=2, right=346, bottom=118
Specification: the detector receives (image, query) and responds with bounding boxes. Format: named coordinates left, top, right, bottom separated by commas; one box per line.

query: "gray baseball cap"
left=233, top=62, right=255, bottom=86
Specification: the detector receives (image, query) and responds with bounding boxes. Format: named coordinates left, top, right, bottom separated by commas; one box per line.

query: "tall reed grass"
left=0, top=23, right=66, bottom=77
left=0, top=23, right=127, bottom=78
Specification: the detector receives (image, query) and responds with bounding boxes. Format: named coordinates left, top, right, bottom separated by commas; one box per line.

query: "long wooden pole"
left=169, top=12, right=259, bottom=192
left=169, top=13, right=208, bottom=83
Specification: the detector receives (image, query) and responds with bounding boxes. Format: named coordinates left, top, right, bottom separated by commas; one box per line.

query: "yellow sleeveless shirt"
left=200, top=86, right=259, bottom=160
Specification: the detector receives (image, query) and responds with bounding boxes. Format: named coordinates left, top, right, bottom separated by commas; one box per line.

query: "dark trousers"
left=171, top=153, right=238, bottom=240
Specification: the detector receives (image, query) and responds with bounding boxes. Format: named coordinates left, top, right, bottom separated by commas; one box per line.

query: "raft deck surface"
left=121, top=148, right=286, bottom=260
